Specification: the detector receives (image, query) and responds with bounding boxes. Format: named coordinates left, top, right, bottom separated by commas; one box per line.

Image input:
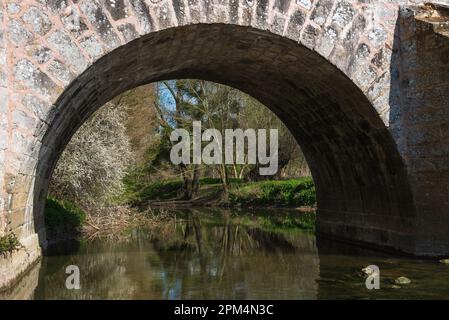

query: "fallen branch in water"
left=81, top=205, right=175, bottom=240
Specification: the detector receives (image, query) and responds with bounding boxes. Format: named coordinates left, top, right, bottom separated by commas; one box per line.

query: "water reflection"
left=32, top=208, right=319, bottom=299
left=3, top=207, right=449, bottom=299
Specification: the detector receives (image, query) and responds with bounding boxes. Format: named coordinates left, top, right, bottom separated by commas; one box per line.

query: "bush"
left=49, top=101, right=132, bottom=210
left=0, top=234, right=20, bottom=254
left=45, top=197, right=86, bottom=241
left=295, top=187, right=316, bottom=206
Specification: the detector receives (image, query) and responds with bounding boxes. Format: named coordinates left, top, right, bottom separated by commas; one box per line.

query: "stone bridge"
left=1, top=0, right=449, bottom=289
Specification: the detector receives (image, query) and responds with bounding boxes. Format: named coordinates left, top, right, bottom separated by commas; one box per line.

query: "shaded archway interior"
left=34, top=24, right=416, bottom=249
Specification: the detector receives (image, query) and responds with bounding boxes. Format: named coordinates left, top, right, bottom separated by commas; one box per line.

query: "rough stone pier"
left=1, top=0, right=449, bottom=289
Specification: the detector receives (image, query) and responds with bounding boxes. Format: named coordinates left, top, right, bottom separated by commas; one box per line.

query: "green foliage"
left=125, top=177, right=316, bottom=208
left=229, top=178, right=316, bottom=207
left=0, top=234, right=20, bottom=254
left=124, top=177, right=248, bottom=205
left=45, top=197, right=86, bottom=240
left=197, top=177, right=222, bottom=185
left=120, top=135, right=179, bottom=204
left=199, top=177, right=245, bottom=185
left=123, top=80, right=310, bottom=202
left=127, top=179, right=184, bottom=203
left=296, top=187, right=316, bottom=206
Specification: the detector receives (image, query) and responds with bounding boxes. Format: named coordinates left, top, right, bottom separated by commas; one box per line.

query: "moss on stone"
left=0, top=234, right=20, bottom=255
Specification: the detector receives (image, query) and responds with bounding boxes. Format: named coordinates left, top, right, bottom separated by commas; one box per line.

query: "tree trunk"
left=220, top=164, right=229, bottom=203
left=191, top=165, right=201, bottom=198
left=180, top=164, right=192, bottom=200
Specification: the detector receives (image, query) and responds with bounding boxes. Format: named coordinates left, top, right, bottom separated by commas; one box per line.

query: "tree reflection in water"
left=144, top=208, right=319, bottom=299
left=8, top=207, right=320, bottom=299
left=7, top=207, right=449, bottom=299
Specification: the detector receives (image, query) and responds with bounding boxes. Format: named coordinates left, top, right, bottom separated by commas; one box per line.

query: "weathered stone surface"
left=60, top=5, right=89, bottom=38
left=7, top=3, right=21, bottom=15
left=128, top=0, right=153, bottom=33
left=311, top=0, right=333, bottom=26
left=1, top=0, right=449, bottom=292
left=286, top=10, right=306, bottom=40
left=47, top=31, right=88, bottom=72
left=47, top=60, right=74, bottom=85
left=26, top=45, right=52, bottom=64
left=0, top=234, right=41, bottom=292
left=172, top=0, right=187, bottom=24
left=104, top=0, right=128, bottom=21
left=331, top=1, right=355, bottom=28
left=0, top=48, right=5, bottom=65
left=22, top=6, right=51, bottom=36
left=0, top=260, right=41, bottom=300
left=316, top=26, right=338, bottom=57
left=44, top=0, right=68, bottom=13
left=80, top=1, right=122, bottom=50
left=12, top=109, right=37, bottom=130
left=368, top=25, right=388, bottom=48
left=296, top=0, right=311, bottom=11
left=117, top=23, right=139, bottom=42
left=21, top=95, right=51, bottom=122
left=344, top=14, right=366, bottom=50
left=79, top=36, right=104, bottom=59
left=14, top=59, right=57, bottom=97
left=8, top=19, right=33, bottom=46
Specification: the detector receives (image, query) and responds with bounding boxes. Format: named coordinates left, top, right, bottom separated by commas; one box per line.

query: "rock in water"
left=395, top=276, right=411, bottom=285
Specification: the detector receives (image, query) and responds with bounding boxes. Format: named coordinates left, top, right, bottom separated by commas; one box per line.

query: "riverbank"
left=124, top=177, right=316, bottom=209
left=44, top=199, right=154, bottom=242
left=42, top=178, right=317, bottom=242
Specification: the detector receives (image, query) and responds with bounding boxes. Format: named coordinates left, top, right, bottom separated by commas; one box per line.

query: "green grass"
left=229, top=178, right=316, bottom=207
left=0, top=234, right=20, bottom=254
left=125, top=177, right=316, bottom=208
left=127, top=179, right=184, bottom=203
left=123, top=177, right=245, bottom=204
left=45, top=197, right=86, bottom=240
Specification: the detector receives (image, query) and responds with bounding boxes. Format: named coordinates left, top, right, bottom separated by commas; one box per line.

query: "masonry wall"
left=0, top=0, right=408, bottom=238
left=0, top=2, right=7, bottom=236
left=1, top=0, right=449, bottom=290
left=394, top=6, right=449, bottom=254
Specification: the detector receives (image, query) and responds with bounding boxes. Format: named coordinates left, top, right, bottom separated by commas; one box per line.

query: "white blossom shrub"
left=49, top=100, right=132, bottom=210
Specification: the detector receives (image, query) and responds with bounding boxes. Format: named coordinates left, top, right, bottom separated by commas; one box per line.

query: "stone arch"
left=6, top=0, right=449, bottom=289
left=28, top=21, right=415, bottom=253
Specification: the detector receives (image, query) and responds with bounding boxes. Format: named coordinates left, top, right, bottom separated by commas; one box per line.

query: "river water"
left=3, top=207, right=449, bottom=299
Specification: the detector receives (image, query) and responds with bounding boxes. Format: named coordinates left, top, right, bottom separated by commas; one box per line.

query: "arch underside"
left=34, top=24, right=416, bottom=252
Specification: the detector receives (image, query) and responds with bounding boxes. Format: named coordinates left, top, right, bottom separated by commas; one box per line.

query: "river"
left=2, top=207, right=449, bottom=299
